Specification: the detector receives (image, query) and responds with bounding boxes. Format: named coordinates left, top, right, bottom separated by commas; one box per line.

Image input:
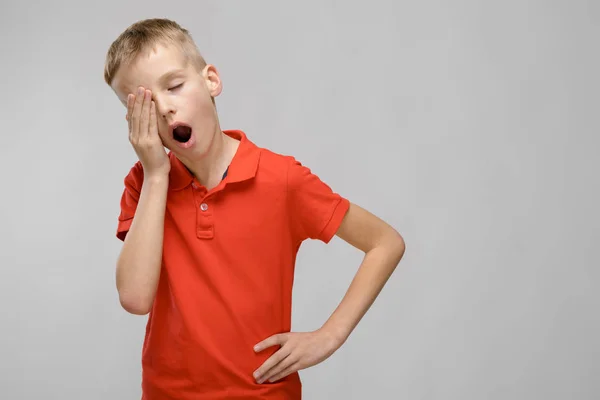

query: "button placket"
left=188, top=183, right=212, bottom=239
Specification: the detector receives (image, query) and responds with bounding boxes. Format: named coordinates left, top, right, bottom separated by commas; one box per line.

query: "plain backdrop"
left=1, top=1, right=599, bottom=399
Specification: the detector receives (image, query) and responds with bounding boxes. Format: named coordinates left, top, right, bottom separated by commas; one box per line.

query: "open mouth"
left=172, top=124, right=192, bottom=143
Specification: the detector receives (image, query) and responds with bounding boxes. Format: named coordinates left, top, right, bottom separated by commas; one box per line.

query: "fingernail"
left=138, top=87, right=143, bottom=95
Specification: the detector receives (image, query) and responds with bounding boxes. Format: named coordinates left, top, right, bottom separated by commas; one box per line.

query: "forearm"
left=116, top=174, right=169, bottom=314
left=320, top=232, right=405, bottom=345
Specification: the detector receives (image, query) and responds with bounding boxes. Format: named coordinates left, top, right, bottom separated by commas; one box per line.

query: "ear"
left=202, top=64, right=223, bottom=97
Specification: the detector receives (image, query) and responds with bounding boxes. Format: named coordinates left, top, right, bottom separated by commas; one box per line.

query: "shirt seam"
left=285, top=157, right=296, bottom=245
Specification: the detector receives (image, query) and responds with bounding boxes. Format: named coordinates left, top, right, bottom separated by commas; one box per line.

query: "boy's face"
left=111, top=43, right=222, bottom=158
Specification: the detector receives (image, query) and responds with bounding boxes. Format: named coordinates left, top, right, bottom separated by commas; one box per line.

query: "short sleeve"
left=116, top=162, right=144, bottom=241
left=286, top=157, right=350, bottom=243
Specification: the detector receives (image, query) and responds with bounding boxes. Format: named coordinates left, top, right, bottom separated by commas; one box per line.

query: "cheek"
left=158, top=132, right=172, bottom=149
left=157, top=121, right=169, bottom=137
left=188, top=88, right=215, bottom=115
left=156, top=122, right=172, bottom=146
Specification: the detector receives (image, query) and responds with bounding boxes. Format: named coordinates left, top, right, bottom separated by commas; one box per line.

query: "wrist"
left=144, top=172, right=169, bottom=185
left=318, top=324, right=349, bottom=350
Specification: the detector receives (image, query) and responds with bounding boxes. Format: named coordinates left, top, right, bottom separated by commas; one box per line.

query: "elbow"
left=396, top=232, right=406, bottom=256
left=388, top=229, right=406, bottom=264
left=115, top=260, right=157, bottom=315
left=118, top=291, right=153, bottom=315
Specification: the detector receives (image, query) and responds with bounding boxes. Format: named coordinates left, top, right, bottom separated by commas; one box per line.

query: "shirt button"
left=200, top=203, right=208, bottom=211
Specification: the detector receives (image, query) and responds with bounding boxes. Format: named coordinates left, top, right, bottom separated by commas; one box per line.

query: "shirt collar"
left=168, top=129, right=261, bottom=191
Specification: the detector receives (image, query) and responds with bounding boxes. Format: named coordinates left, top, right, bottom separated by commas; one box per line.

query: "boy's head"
left=104, top=18, right=223, bottom=158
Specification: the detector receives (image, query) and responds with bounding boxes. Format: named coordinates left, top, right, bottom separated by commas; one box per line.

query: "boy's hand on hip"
left=126, top=86, right=170, bottom=178
left=252, top=329, right=342, bottom=384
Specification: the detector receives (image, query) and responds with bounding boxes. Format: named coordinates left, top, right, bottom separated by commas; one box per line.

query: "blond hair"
left=104, top=18, right=207, bottom=86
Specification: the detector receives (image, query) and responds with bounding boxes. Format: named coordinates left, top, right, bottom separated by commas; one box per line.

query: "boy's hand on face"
left=252, top=329, right=342, bottom=384
left=126, top=86, right=170, bottom=178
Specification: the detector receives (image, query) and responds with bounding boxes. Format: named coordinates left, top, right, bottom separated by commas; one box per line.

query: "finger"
left=254, top=333, right=287, bottom=353
left=253, top=347, right=291, bottom=383
left=126, top=94, right=134, bottom=136
left=267, top=361, right=300, bottom=383
left=260, top=354, right=296, bottom=383
left=131, top=87, right=144, bottom=141
left=149, top=100, right=158, bottom=138
left=139, top=89, right=152, bottom=138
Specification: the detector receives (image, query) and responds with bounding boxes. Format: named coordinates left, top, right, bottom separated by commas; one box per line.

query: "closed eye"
left=168, top=83, right=183, bottom=91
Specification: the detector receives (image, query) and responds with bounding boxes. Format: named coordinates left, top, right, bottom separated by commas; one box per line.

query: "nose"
left=153, top=96, right=175, bottom=120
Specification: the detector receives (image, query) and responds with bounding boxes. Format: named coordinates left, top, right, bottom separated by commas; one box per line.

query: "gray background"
left=1, top=1, right=598, bottom=399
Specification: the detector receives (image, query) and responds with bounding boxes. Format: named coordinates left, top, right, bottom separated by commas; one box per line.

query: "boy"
left=104, top=18, right=405, bottom=400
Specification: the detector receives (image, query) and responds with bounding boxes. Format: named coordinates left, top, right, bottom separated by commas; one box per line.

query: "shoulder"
left=256, top=146, right=296, bottom=168
left=252, top=146, right=296, bottom=185
left=255, top=146, right=313, bottom=184
left=257, top=147, right=349, bottom=243
left=256, top=146, right=342, bottom=204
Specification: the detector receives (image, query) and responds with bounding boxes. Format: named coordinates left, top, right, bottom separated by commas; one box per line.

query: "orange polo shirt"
left=116, top=130, right=349, bottom=399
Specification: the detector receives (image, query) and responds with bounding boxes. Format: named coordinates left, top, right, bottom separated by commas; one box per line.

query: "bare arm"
left=252, top=202, right=405, bottom=383
left=321, top=202, right=405, bottom=342
left=117, top=87, right=171, bottom=315
left=116, top=174, right=169, bottom=315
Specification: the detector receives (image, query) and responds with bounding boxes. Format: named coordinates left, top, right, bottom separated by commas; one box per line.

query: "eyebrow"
left=157, top=68, right=186, bottom=85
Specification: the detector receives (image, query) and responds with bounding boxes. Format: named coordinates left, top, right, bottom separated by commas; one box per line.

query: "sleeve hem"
left=319, top=197, right=350, bottom=244
left=116, top=218, right=133, bottom=241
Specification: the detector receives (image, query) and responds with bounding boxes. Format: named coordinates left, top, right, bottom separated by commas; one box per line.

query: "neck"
left=180, top=130, right=239, bottom=189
